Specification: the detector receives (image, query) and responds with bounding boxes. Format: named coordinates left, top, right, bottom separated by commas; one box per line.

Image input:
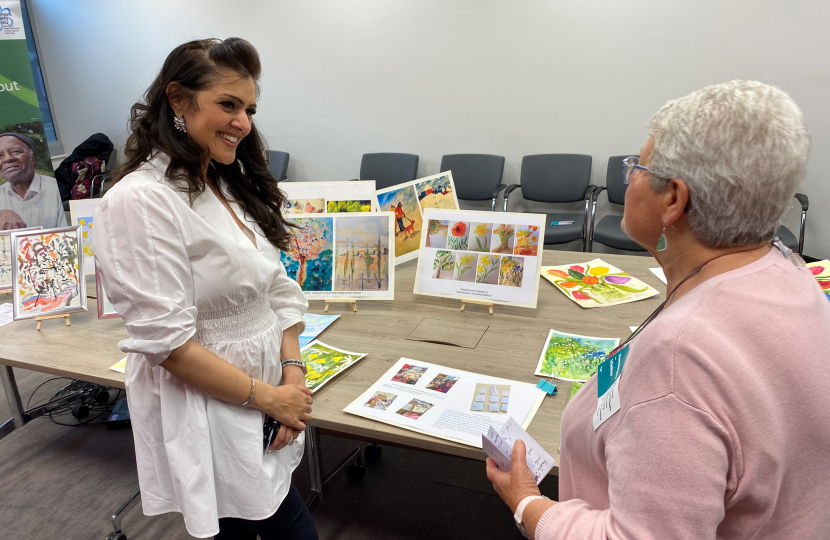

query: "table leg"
left=0, top=365, right=26, bottom=440
left=304, top=425, right=325, bottom=511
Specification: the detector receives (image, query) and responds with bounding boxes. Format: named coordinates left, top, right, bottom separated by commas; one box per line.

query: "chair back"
left=439, top=154, right=505, bottom=200
left=359, top=153, right=419, bottom=189
left=605, top=155, right=636, bottom=205
left=519, top=154, right=592, bottom=203
left=267, top=150, right=289, bottom=180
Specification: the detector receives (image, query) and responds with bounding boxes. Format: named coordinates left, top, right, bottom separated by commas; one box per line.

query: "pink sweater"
left=537, top=249, right=830, bottom=540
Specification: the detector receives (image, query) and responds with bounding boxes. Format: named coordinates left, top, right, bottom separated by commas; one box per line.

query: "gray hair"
left=647, top=80, right=810, bottom=248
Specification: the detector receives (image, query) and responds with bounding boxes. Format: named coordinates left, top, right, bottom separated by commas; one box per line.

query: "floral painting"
left=499, top=256, right=525, bottom=287
left=446, top=221, right=469, bottom=250
left=302, top=340, right=367, bottom=393
left=281, top=217, right=334, bottom=291
left=469, top=222, right=492, bottom=252
left=491, top=224, right=515, bottom=253
left=534, top=329, right=620, bottom=382
left=453, top=253, right=476, bottom=282
left=514, top=225, right=539, bottom=256
left=541, top=258, right=659, bottom=308
left=285, top=199, right=325, bottom=214
left=807, top=260, right=830, bottom=301
left=475, top=254, right=500, bottom=284
left=327, top=200, right=372, bottom=213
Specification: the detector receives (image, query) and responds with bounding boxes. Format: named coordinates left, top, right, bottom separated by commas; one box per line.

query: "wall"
left=29, top=0, right=830, bottom=257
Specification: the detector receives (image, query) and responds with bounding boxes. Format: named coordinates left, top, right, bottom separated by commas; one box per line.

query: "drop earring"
left=173, top=114, right=187, bottom=133
left=656, top=220, right=667, bottom=251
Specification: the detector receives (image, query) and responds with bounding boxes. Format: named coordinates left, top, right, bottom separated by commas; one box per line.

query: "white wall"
left=29, top=0, right=830, bottom=257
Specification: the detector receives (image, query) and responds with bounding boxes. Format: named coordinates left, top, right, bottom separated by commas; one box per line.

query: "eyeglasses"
left=621, top=156, right=650, bottom=185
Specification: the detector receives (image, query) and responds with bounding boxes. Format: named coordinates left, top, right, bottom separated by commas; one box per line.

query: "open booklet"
left=344, top=358, right=546, bottom=448
left=482, top=416, right=555, bottom=484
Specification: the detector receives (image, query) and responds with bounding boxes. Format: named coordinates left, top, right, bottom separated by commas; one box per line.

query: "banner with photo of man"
left=0, top=0, right=64, bottom=230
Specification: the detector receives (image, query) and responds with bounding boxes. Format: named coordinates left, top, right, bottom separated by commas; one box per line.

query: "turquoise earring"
left=656, top=221, right=667, bottom=251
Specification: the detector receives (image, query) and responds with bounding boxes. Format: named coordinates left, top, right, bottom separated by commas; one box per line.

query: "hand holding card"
left=481, top=417, right=555, bottom=484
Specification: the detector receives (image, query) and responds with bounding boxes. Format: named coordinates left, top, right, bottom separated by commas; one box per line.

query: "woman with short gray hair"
left=487, top=80, right=830, bottom=539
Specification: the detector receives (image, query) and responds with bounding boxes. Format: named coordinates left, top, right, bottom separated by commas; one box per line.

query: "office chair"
left=439, top=154, right=506, bottom=211
left=587, top=155, right=646, bottom=252
left=358, top=153, right=419, bottom=189
left=267, top=150, right=290, bottom=181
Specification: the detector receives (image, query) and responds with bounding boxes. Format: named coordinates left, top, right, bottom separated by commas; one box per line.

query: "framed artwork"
left=10, top=226, right=87, bottom=320
left=280, top=212, right=395, bottom=300
left=68, top=198, right=103, bottom=274
left=413, top=209, right=546, bottom=308
left=541, top=258, right=659, bottom=308
left=373, top=172, right=460, bottom=265
left=281, top=181, right=376, bottom=214
left=1, top=226, right=41, bottom=292
left=95, top=266, right=119, bottom=319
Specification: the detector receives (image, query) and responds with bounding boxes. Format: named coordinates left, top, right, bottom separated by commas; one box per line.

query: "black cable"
left=26, top=377, right=123, bottom=427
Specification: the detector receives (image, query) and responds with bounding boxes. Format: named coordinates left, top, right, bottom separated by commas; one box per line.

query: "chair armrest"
left=503, top=184, right=521, bottom=198
left=794, top=192, right=808, bottom=212
left=587, top=184, right=603, bottom=202
left=491, top=184, right=508, bottom=199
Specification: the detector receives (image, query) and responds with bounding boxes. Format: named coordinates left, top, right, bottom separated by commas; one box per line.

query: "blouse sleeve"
left=92, top=181, right=197, bottom=367
left=268, top=254, right=308, bottom=336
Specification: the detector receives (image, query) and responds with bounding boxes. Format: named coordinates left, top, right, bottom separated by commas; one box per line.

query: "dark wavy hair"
left=113, top=38, right=292, bottom=250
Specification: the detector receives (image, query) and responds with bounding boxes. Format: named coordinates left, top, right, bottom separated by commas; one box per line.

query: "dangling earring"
left=173, top=114, right=187, bottom=133
left=656, top=220, right=668, bottom=251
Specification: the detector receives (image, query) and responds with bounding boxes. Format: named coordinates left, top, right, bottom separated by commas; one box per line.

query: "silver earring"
left=173, top=114, right=187, bottom=133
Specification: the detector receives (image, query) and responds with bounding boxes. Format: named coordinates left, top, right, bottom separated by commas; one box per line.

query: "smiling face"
left=0, top=136, right=36, bottom=185
left=171, top=70, right=257, bottom=165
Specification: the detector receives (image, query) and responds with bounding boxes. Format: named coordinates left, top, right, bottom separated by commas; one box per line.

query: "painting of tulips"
left=541, top=259, right=659, bottom=308
left=807, top=260, right=830, bottom=301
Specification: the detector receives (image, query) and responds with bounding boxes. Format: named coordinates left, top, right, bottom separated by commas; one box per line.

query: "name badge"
left=593, top=344, right=630, bottom=430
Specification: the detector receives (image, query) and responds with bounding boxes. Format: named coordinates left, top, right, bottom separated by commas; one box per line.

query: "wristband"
left=513, top=495, right=548, bottom=538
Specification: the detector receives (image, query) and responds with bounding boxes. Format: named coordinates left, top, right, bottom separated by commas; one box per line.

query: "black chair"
left=587, top=155, right=645, bottom=253
left=439, top=154, right=506, bottom=211
left=358, top=153, right=419, bottom=189
left=267, top=150, right=290, bottom=181
left=775, top=194, right=809, bottom=255
left=503, top=154, right=596, bottom=251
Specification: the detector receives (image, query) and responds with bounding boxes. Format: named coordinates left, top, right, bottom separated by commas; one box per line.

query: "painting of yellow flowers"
left=301, top=340, right=368, bottom=393
left=475, top=254, right=500, bottom=284
left=469, top=222, right=492, bottom=252
left=69, top=198, right=103, bottom=274
left=453, top=253, right=476, bottom=281
left=541, top=258, right=660, bottom=308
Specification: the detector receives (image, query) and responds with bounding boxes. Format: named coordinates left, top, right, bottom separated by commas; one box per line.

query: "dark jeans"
left=214, top=484, right=318, bottom=540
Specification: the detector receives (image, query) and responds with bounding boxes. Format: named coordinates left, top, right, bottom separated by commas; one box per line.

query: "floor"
left=0, top=367, right=558, bottom=540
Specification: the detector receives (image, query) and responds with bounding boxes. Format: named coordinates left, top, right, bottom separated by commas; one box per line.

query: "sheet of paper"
left=807, top=260, right=830, bottom=301
left=298, top=313, right=340, bottom=348
left=344, top=358, right=546, bottom=448
left=629, top=326, right=639, bottom=332
left=649, top=267, right=667, bottom=285
left=481, top=417, right=555, bottom=484
left=0, top=302, right=13, bottom=327
left=541, top=259, right=660, bottom=308
left=302, top=340, right=367, bottom=393
left=534, top=329, right=620, bottom=382
left=110, top=357, right=127, bottom=373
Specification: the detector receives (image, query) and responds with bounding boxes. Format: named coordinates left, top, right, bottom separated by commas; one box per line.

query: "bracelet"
left=281, top=359, right=307, bottom=375
left=240, top=376, right=256, bottom=406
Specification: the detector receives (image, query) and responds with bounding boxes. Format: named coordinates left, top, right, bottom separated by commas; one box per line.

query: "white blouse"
left=92, top=153, right=308, bottom=538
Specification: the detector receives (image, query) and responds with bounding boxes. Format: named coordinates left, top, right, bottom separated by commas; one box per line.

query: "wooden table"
left=0, top=251, right=665, bottom=508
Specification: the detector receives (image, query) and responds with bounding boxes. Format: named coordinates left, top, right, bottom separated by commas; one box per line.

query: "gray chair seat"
left=775, top=225, right=799, bottom=252
left=541, top=213, right=585, bottom=245
left=593, top=215, right=645, bottom=252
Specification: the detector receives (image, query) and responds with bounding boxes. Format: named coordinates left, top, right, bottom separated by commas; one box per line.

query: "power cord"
left=27, top=378, right=122, bottom=427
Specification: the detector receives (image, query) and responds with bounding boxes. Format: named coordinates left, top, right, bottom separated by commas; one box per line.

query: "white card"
left=481, top=417, right=555, bottom=484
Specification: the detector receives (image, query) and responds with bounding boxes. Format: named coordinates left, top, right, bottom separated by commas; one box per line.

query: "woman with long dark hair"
left=93, top=38, right=318, bottom=539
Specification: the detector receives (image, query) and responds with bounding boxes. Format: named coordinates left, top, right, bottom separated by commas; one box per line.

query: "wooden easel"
left=324, top=299, right=357, bottom=313
left=34, top=313, right=71, bottom=331
left=460, top=299, right=494, bottom=315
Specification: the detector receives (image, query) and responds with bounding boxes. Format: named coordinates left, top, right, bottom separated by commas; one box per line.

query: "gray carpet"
left=0, top=367, right=557, bottom=540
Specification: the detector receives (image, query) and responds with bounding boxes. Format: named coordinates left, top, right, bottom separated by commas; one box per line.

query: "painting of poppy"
left=446, top=221, right=469, bottom=250
left=541, top=258, right=659, bottom=308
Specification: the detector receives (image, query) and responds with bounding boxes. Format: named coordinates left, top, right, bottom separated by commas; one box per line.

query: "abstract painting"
left=534, top=329, right=620, bottom=382
left=11, top=226, right=87, bottom=320
left=298, top=313, right=340, bottom=348
left=69, top=198, right=102, bottom=274
left=1, top=226, right=41, bottom=292
left=807, top=260, right=830, bottom=301
left=95, top=267, right=119, bottom=319
left=414, top=173, right=456, bottom=212
left=327, top=200, right=372, bottom=213
left=491, top=224, right=515, bottom=254
left=281, top=216, right=334, bottom=292
left=301, top=340, right=367, bottom=393
left=499, top=256, right=525, bottom=287
left=333, top=215, right=390, bottom=292
left=541, top=258, right=659, bottom=308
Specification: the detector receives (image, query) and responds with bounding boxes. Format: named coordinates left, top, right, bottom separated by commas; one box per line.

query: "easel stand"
left=460, top=299, right=494, bottom=315
left=325, top=300, right=357, bottom=313
left=33, top=314, right=71, bottom=331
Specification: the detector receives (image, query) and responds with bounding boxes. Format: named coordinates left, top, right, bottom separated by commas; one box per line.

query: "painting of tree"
left=281, top=217, right=333, bottom=291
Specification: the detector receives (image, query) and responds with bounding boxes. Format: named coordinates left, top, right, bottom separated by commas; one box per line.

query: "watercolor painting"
left=425, top=219, right=448, bottom=249
left=327, top=200, right=372, bottom=213
left=453, top=253, right=476, bottom=282
left=13, top=228, right=86, bottom=319
left=77, top=217, right=94, bottom=258
left=1, top=227, right=41, bottom=291
left=541, top=258, right=659, bottom=308
left=286, top=199, right=325, bottom=214
left=470, top=384, right=510, bottom=414
left=491, top=224, right=515, bottom=254
left=807, top=260, right=830, bottom=302
left=69, top=198, right=102, bottom=274
left=396, top=398, right=434, bottom=420
left=281, top=217, right=334, bottom=291
left=95, top=268, right=119, bottom=319
left=514, top=225, right=540, bottom=256
left=302, top=340, right=367, bottom=393
left=432, top=250, right=455, bottom=280
left=446, top=221, right=470, bottom=250
left=376, top=186, right=422, bottom=262
left=425, top=374, right=460, bottom=393
left=499, top=256, right=525, bottom=287
left=364, top=391, right=398, bottom=411
left=469, top=222, right=492, bottom=252
left=333, top=215, right=390, bottom=292
left=475, top=254, right=500, bottom=284
left=298, top=313, right=340, bottom=348
left=391, top=363, right=428, bottom=385
left=534, top=329, right=620, bottom=382
left=414, top=174, right=455, bottom=211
